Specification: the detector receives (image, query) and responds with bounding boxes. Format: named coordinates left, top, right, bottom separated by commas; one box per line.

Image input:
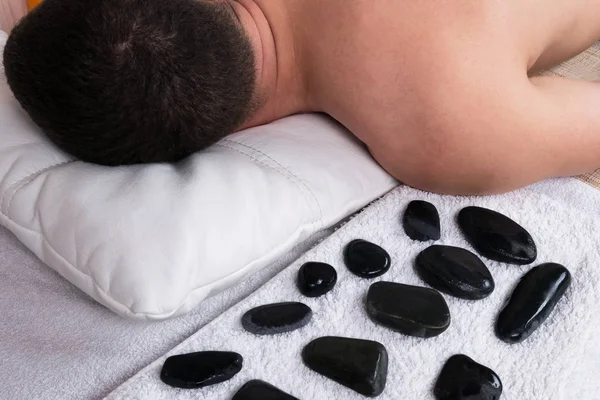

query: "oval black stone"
left=434, top=354, right=503, bottom=400
left=160, top=351, right=243, bottom=389
left=496, top=263, right=571, bottom=344
left=415, top=245, right=494, bottom=300
left=233, top=380, right=298, bottom=400
left=297, top=262, right=337, bottom=298
left=366, top=281, right=451, bottom=338
left=457, top=206, right=537, bottom=265
left=343, top=239, right=391, bottom=278
left=402, top=200, right=441, bottom=241
left=302, top=336, right=388, bottom=397
left=242, top=302, right=312, bottom=335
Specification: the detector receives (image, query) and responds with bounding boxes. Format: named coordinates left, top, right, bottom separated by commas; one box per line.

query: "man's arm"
left=0, top=0, right=27, bottom=32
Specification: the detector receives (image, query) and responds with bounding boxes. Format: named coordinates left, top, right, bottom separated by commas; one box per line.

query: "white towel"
left=107, top=179, right=600, bottom=400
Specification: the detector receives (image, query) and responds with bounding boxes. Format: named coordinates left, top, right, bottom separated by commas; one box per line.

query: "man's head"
left=3, top=0, right=257, bottom=165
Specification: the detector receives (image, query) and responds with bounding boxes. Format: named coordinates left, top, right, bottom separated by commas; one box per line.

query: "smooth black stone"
left=297, top=262, right=337, bottom=297
left=434, top=354, right=503, bottom=400
left=233, top=380, right=298, bottom=400
left=403, top=200, right=441, bottom=241
left=416, top=245, right=495, bottom=300
left=343, top=239, right=391, bottom=278
left=496, top=263, right=571, bottom=344
left=302, top=336, right=388, bottom=397
left=366, top=281, right=450, bottom=338
left=242, top=302, right=312, bottom=335
left=457, top=206, right=537, bottom=265
left=160, top=351, right=243, bottom=389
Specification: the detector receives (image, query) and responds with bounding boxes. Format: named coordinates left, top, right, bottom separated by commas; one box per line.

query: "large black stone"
left=297, top=262, right=337, bottom=297
left=343, top=239, right=391, bottom=278
left=457, top=206, right=537, bottom=265
left=496, top=263, right=571, bottom=344
left=434, top=354, right=503, bottom=400
left=160, top=351, right=243, bottom=389
left=242, top=302, right=312, bottom=335
left=232, top=380, right=298, bottom=400
left=416, top=245, right=494, bottom=300
left=403, top=200, right=441, bottom=241
left=366, top=281, right=450, bottom=338
left=302, top=336, right=388, bottom=397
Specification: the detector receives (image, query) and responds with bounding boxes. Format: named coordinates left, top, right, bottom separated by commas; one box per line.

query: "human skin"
left=230, top=0, right=600, bottom=195
left=0, top=0, right=26, bottom=32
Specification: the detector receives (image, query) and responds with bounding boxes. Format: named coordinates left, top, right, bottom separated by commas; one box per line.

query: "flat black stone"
left=457, top=206, right=537, bottom=265
left=434, top=354, right=503, bottom=400
left=496, top=263, right=571, bottom=344
left=297, top=262, right=337, bottom=297
left=403, top=200, right=441, bottom=241
left=160, top=351, right=243, bottom=389
left=366, top=281, right=450, bottom=338
left=242, top=302, right=312, bottom=335
left=343, top=239, right=391, bottom=278
left=415, top=245, right=494, bottom=300
left=233, top=380, right=298, bottom=400
left=302, top=336, right=388, bottom=397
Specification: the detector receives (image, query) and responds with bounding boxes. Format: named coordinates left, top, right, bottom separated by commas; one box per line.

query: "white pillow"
left=0, top=31, right=397, bottom=319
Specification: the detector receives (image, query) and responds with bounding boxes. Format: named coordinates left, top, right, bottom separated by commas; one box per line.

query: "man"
left=3, top=0, right=600, bottom=195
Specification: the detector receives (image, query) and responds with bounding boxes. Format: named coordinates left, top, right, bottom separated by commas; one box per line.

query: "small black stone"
left=233, top=380, right=298, bottom=400
left=416, top=245, right=494, bottom=300
left=242, top=302, right=312, bottom=335
left=366, top=281, right=450, bottom=338
left=302, top=336, right=388, bottom=397
left=496, top=263, right=571, bottom=344
left=297, top=262, right=337, bottom=297
left=343, top=239, right=391, bottom=278
left=458, top=206, right=537, bottom=265
left=403, top=200, right=441, bottom=241
left=434, top=354, right=503, bottom=400
left=160, top=351, right=243, bottom=389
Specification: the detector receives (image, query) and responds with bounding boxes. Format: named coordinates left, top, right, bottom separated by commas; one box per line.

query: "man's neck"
left=233, top=0, right=315, bottom=130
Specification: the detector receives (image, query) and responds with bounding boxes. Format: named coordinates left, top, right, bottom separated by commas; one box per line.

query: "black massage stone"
left=458, top=206, right=537, bottom=265
left=416, top=245, right=495, bottom=300
left=496, top=263, right=571, bottom=344
left=297, top=262, right=337, bottom=297
left=403, top=200, right=441, bottom=241
left=434, top=354, right=503, bottom=400
left=160, top=351, right=243, bottom=389
left=344, top=239, right=391, bottom=278
left=232, top=379, right=299, bottom=400
left=242, top=302, right=312, bottom=335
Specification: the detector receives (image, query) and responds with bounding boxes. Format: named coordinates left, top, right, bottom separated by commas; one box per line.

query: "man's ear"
left=0, top=0, right=27, bottom=32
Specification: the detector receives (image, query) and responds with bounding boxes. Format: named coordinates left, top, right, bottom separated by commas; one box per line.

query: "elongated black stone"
left=416, top=245, right=494, bottom=300
left=458, top=206, right=537, bottom=265
left=233, top=380, right=298, bottom=400
left=366, top=281, right=450, bottom=338
left=496, top=263, right=571, bottom=344
left=160, top=351, right=243, bottom=389
left=344, top=239, right=391, bottom=278
left=297, top=262, right=337, bottom=297
left=302, top=336, right=388, bottom=397
left=434, top=354, right=503, bottom=400
left=403, top=200, right=441, bottom=241
left=242, top=302, right=312, bottom=335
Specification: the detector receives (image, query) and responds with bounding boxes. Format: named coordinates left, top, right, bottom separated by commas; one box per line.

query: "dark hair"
left=3, top=0, right=256, bottom=165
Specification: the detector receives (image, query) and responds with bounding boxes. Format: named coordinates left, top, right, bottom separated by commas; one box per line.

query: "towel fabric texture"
left=108, top=178, right=600, bottom=400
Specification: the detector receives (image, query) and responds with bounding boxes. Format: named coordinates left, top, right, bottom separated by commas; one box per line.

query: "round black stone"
left=160, top=351, right=243, bottom=389
left=233, top=380, right=298, bottom=400
left=457, top=206, right=537, bottom=265
left=241, top=302, right=312, bottom=335
left=302, top=336, right=388, bottom=397
left=343, top=239, right=391, bottom=278
left=297, top=262, right=337, bottom=297
left=403, top=200, right=441, bottom=241
left=415, top=245, right=494, bottom=300
left=366, top=281, right=451, bottom=338
left=496, top=263, right=571, bottom=344
left=434, top=354, right=502, bottom=400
